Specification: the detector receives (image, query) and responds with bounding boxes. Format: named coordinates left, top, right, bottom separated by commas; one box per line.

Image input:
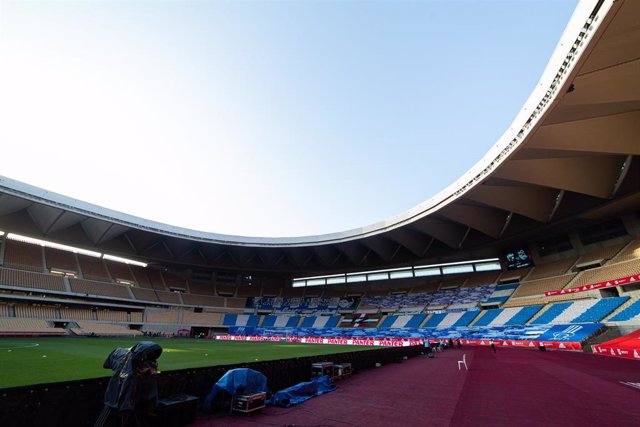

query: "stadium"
left=1, top=0, right=639, bottom=426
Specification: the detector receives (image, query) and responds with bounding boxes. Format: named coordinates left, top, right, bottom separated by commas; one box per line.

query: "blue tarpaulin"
left=269, top=376, right=335, bottom=408
left=203, top=368, right=268, bottom=410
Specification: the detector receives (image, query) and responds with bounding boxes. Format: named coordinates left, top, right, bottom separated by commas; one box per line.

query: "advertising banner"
left=544, top=274, right=639, bottom=296
left=592, top=328, right=640, bottom=360
left=216, top=335, right=423, bottom=347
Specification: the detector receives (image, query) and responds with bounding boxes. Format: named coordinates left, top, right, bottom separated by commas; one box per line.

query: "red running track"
left=193, top=347, right=640, bottom=427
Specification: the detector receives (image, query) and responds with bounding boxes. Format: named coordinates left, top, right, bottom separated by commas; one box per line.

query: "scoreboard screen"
left=505, top=247, right=534, bottom=270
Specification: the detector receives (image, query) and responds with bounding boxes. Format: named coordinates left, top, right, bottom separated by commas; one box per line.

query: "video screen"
left=505, top=247, right=534, bottom=270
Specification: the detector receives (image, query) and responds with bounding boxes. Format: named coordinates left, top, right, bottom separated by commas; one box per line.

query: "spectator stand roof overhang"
left=0, top=0, right=638, bottom=276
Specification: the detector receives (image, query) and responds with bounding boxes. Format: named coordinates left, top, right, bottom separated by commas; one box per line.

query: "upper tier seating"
left=2, top=239, right=44, bottom=272
left=504, top=292, right=591, bottom=308
left=155, top=291, right=182, bottom=304
left=77, top=254, right=110, bottom=282
left=527, top=257, right=577, bottom=280
left=611, top=239, right=640, bottom=263
left=130, top=287, right=159, bottom=302
left=130, top=266, right=154, bottom=288
left=216, top=284, right=236, bottom=296
left=146, top=269, right=167, bottom=290
left=189, top=281, right=216, bottom=295
left=447, top=285, right=495, bottom=309
left=69, top=278, right=131, bottom=299
left=246, top=296, right=346, bottom=314
left=0, top=267, right=66, bottom=292
left=462, top=271, right=500, bottom=287
left=570, top=260, right=640, bottom=287
left=498, top=267, right=532, bottom=283
left=575, top=243, right=625, bottom=266
left=105, top=260, right=135, bottom=283
left=181, top=293, right=225, bottom=307
left=162, top=272, right=188, bottom=291
left=513, top=274, right=576, bottom=298
left=281, top=287, right=305, bottom=298
left=45, top=246, right=78, bottom=273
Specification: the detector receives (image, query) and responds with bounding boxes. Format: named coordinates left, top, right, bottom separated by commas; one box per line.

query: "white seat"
left=457, top=353, right=468, bottom=370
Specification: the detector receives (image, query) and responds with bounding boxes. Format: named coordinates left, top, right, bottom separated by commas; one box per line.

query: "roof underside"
left=0, top=0, right=638, bottom=277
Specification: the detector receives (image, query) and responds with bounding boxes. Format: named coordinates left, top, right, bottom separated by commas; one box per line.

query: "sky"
left=0, top=0, right=579, bottom=238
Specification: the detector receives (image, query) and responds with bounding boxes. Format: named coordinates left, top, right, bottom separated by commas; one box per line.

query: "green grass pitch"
left=0, top=337, right=376, bottom=389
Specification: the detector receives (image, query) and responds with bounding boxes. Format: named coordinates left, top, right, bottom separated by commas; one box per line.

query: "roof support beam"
left=465, top=185, right=556, bottom=223
left=438, top=203, right=507, bottom=238
left=494, top=156, right=624, bottom=198
left=528, top=110, right=640, bottom=155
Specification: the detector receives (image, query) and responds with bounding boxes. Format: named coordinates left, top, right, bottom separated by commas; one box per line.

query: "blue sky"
left=0, top=0, right=578, bottom=238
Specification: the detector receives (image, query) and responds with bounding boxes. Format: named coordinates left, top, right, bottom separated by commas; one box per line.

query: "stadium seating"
left=0, top=318, right=66, bottom=336
left=222, top=314, right=261, bottom=327
left=504, top=305, right=544, bottom=325
left=182, top=310, right=222, bottom=325
left=483, top=283, right=518, bottom=304
left=130, top=287, right=159, bottom=302
left=570, top=297, right=629, bottom=323
left=452, top=311, right=481, bottom=327
left=299, top=315, right=341, bottom=328
left=77, top=254, right=110, bottom=282
left=530, top=302, right=573, bottom=325
left=378, top=314, right=426, bottom=328
left=262, top=314, right=301, bottom=328
left=526, top=257, right=576, bottom=280
left=13, top=304, right=57, bottom=319
left=570, top=259, right=640, bottom=288
left=575, top=243, right=625, bottom=266
left=608, top=298, right=640, bottom=322
left=60, top=307, right=94, bottom=321
left=611, top=239, right=640, bottom=263
left=69, top=278, right=131, bottom=299
left=0, top=303, right=8, bottom=317
left=423, top=313, right=447, bottom=328
left=71, top=321, right=142, bottom=337
left=44, top=246, right=78, bottom=273
left=95, top=309, right=128, bottom=322
left=1, top=231, right=639, bottom=343
left=2, top=239, right=44, bottom=272
left=0, top=267, right=66, bottom=292
left=530, top=297, right=629, bottom=325
left=472, top=309, right=502, bottom=326
left=145, top=309, right=180, bottom=324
